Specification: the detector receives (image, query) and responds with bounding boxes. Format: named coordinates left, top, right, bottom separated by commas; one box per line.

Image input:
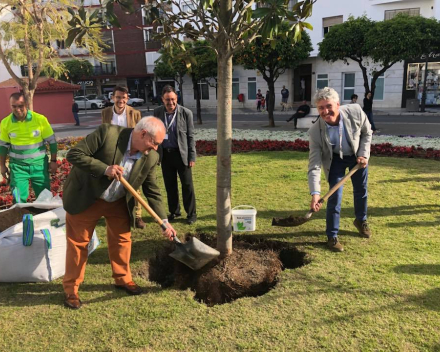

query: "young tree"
left=188, top=40, right=217, bottom=124
left=236, top=23, right=312, bottom=127
left=154, top=39, right=217, bottom=118
left=319, top=15, right=440, bottom=102
left=61, top=59, right=94, bottom=83
left=154, top=45, right=190, bottom=106
left=69, top=0, right=315, bottom=256
left=0, top=1, right=104, bottom=110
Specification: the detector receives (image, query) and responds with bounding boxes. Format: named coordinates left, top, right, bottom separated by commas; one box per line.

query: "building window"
left=248, top=77, right=257, bottom=100
left=343, top=73, right=355, bottom=101
left=385, top=8, right=420, bottom=20
left=407, top=62, right=440, bottom=104
left=182, top=1, right=196, bottom=12
left=194, top=81, right=209, bottom=100
left=323, top=15, right=343, bottom=36
left=316, top=74, right=328, bottom=89
left=373, top=73, right=385, bottom=100
left=232, top=78, right=239, bottom=99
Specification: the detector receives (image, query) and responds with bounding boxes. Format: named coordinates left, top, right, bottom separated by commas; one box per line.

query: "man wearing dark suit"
left=102, top=85, right=145, bottom=229
left=153, top=85, right=197, bottom=225
left=62, top=117, right=176, bottom=309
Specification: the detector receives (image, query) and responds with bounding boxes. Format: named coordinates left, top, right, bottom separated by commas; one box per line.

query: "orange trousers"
left=63, top=198, right=132, bottom=295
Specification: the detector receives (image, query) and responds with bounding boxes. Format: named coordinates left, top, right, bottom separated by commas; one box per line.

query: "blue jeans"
left=326, top=154, right=368, bottom=239
left=364, top=111, right=376, bottom=131
left=73, top=112, right=80, bottom=125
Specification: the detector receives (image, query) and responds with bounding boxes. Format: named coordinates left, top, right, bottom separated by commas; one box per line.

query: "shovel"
left=119, top=176, right=220, bottom=270
left=272, top=163, right=362, bottom=227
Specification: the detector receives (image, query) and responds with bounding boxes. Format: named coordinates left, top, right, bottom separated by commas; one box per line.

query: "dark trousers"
left=161, top=149, right=196, bottom=218
left=286, top=112, right=307, bottom=126
left=73, top=112, right=80, bottom=125
left=326, top=154, right=368, bottom=239
left=364, top=110, right=376, bottom=131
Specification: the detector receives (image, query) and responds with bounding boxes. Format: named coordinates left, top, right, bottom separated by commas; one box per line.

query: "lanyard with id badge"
left=164, top=110, right=177, bottom=140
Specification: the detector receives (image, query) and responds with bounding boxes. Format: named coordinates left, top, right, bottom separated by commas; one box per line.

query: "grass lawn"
left=1, top=151, right=439, bottom=351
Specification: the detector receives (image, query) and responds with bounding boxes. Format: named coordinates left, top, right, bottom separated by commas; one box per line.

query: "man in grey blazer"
left=308, top=87, right=372, bottom=252
left=154, top=85, right=197, bottom=225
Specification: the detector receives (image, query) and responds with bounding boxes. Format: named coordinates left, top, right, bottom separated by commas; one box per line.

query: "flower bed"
left=0, top=130, right=438, bottom=209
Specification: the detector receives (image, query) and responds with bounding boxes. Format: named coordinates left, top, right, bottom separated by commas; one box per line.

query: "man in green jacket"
left=0, top=92, right=57, bottom=203
left=62, top=117, right=176, bottom=309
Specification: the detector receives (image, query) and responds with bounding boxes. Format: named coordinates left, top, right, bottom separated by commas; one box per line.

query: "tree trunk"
left=22, top=85, right=34, bottom=111
left=192, top=76, right=203, bottom=124
left=196, top=89, right=202, bottom=124
left=267, top=77, right=276, bottom=127
left=354, top=59, right=370, bottom=97
left=179, top=77, right=184, bottom=107
left=216, top=0, right=233, bottom=256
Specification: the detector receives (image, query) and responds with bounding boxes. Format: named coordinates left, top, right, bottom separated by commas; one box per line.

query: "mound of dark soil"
left=0, top=208, right=31, bottom=232
left=0, top=206, right=54, bottom=233
left=134, top=234, right=310, bottom=306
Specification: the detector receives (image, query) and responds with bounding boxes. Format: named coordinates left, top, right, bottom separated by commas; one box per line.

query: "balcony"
left=93, top=66, right=116, bottom=75
left=145, top=41, right=162, bottom=51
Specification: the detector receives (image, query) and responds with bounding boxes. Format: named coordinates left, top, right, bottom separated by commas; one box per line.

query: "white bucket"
left=232, top=205, right=257, bottom=231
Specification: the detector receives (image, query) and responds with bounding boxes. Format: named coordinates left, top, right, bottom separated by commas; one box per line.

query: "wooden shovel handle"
left=320, top=163, right=362, bottom=203
left=118, top=176, right=169, bottom=231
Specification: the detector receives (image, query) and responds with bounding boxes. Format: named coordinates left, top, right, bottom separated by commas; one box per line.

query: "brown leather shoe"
left=353, top=219, right=372, bottom=238
left=135, top=217, right=146, bottom=229
left=64, top=293, right=82, bottom=309
left=327, top=237, right=344, bottom=252
left=115, top=281, right=143, bottom=295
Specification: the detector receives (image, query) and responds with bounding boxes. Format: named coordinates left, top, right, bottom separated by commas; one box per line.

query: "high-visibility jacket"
left=0, top=110, right=57, bottom=165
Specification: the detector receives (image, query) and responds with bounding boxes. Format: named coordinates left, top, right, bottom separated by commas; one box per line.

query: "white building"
left=171, top=0, right=440, bottom=109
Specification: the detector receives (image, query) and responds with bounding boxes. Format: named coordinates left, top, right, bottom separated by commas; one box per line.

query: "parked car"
left=74, top=96, right=105, bottom=109
left=127, top=95, right=144, bottom=107
left=87, top=94, right=112, bottom=107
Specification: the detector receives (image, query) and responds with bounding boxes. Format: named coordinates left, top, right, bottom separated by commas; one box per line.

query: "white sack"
left=0, top=204, right=99, bottom=283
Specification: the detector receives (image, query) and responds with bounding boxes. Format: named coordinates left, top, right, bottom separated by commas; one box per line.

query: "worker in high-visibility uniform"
left=0, top=92, right=58, bottom=203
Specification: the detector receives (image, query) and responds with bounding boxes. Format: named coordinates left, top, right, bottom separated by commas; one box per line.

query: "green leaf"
left=65, top=27, right=82, bottom=48
left=302, top=21, right=313, bottom=30
left=237, top=222, right=246, bottom=231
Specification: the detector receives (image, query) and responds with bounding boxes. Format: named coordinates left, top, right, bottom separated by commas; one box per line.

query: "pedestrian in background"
left=281, top=86, right=289, bottom=110
left=286, top=100, right=310, bottom=129
left=0, top=92, right=57, bottom=203
left=363, top=91, right=378, bottom=133
left=350, top=94, right=358, bottom=104
left=72, top=99, right=80, bottom=126
left=256, top=89, right=263, bottom=112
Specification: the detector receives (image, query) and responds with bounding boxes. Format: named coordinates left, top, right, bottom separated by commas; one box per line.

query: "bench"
left=294, top=108, right=319, bottom=129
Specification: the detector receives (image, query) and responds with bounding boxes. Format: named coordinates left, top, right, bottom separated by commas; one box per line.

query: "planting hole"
left=135, top=234, right=310, bottom=306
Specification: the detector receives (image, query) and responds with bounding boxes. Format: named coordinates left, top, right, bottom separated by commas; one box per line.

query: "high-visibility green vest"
left=0, top=110, right=57, bottom=165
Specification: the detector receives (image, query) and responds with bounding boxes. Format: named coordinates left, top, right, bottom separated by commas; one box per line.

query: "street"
left=53, top=106, right=440, bottom=138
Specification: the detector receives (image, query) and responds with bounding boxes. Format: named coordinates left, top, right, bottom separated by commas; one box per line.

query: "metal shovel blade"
left=169, top=237, right=220, bottom=270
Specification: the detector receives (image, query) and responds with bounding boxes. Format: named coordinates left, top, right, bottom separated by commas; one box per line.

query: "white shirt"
left=111, top=107, right=127, bottom=127
left=100, top=132, right=142, bottom=202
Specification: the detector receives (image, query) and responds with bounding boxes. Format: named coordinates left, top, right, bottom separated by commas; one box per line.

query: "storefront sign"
left=76, top=80, right=94, bottom=87
left=420, top=52, right=440, bottom=60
